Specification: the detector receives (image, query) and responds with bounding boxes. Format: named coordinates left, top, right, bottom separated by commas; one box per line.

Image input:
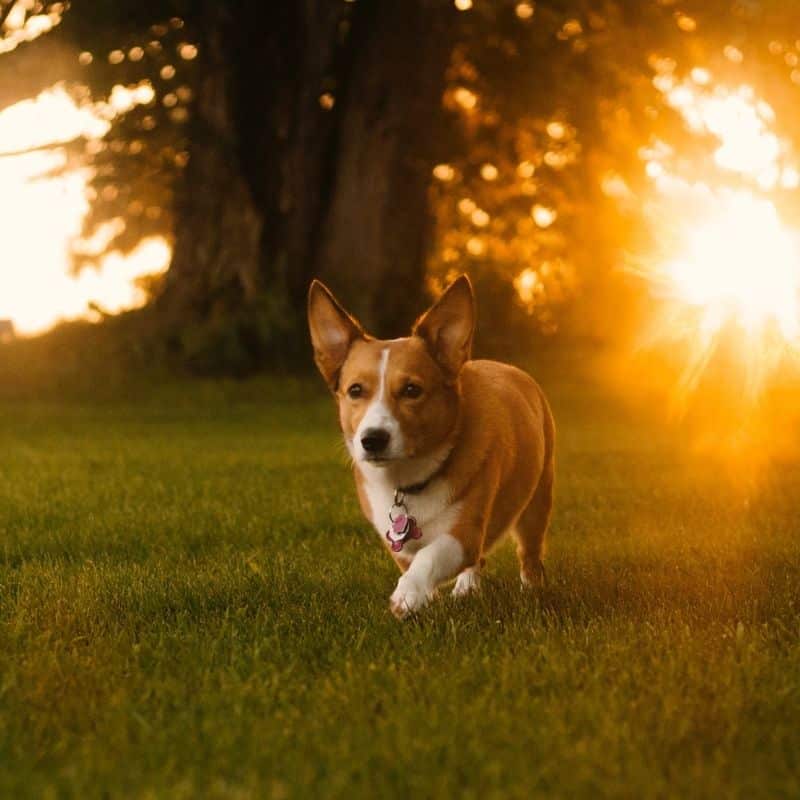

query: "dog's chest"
left=361, top=478, right=460, bottom=560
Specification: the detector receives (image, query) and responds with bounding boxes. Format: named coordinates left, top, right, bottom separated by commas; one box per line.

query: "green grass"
left=1, top=363, right=800, bottom=798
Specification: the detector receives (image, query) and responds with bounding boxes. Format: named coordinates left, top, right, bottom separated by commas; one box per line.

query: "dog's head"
left=308, top=276, right=475, bottom=467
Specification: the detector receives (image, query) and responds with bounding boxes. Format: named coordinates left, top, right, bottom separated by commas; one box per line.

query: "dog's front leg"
left=389, top=534, right=464, bottom=619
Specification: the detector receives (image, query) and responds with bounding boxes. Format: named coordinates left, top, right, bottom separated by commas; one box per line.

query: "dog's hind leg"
left=514, top=453, right=554, bottom=588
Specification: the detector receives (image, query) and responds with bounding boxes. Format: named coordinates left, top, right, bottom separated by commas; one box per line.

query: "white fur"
left=361, top=465, right=461, bottom=551
left=352, top=348, right=405, bottom=463
left=358, top=439, right=454, bottom=531
left=390, top=533, right=464, bottom=618
left=348, top=344, right=457, bottom=555
left=357, top=451, right=464, bottom=618
left=452, top=565, right=481, bottom=597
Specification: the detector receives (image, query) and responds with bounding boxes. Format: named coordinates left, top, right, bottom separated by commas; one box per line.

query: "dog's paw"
left=452, top=568, right=481, bottom=598
left=520, top=561, right=546, bottom=590
left=389, top=578, right=431, bottom=619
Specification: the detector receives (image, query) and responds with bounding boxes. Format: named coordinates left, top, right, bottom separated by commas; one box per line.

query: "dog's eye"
left=347, top=383, right=363, bottom=399
left=402, top=382, right=423, bottom=399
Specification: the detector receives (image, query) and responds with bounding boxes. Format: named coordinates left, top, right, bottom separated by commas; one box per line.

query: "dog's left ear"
left=308, top=280, right=366, bottom=389
left=413, top=275, right=475, bottom=379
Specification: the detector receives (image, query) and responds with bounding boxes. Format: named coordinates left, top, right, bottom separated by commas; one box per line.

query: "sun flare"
left=638, top=69, right=800, bottom=401
left=663, top=192, right=800, bottom=341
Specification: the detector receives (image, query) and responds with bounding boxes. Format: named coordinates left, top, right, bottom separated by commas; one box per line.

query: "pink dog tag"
left=392, top=514, right=409, bottom=534
left=386, top=494, right=422, bottom=552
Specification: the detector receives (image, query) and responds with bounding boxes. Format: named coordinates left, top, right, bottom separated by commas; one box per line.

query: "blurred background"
left=3, top=0, right=800, bottom=428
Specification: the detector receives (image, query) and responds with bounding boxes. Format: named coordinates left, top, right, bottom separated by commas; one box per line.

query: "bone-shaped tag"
left=386, top=512, right=422, bottom=552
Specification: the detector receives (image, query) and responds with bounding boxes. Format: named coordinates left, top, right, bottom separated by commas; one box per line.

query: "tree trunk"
left=161, top=4, right=263, bottom=319
left=271, top=1, right=353, bottom=316
left=316, top=1, right=454, bottom=337
left=164, top=0, right=454, bottom=366
left=164, top=0, right=345, bottom=324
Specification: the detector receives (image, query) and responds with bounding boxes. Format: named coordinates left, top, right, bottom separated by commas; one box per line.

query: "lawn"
left=1, top=359, right=800, bottom=798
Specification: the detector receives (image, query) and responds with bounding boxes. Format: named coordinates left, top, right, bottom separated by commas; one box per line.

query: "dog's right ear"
left=308, top=280, right=366, bottom=389
left=413, top=274, right=475, bottom=380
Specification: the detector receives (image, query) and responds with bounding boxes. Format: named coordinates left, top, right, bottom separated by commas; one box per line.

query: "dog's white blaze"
left=353, top=347, right=405, bottom=461
left=376, top=347, right=389, bottom=402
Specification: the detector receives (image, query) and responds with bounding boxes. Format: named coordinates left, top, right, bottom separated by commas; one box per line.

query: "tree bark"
left=164, top=0, right=345, bottom=324
left=270, top=1, right=352, bottom=315
left=316, top=1, right=454, bottom=337
left=161, top=4, right=263, bottom=319
left=164, top=0, right=454, bottom=363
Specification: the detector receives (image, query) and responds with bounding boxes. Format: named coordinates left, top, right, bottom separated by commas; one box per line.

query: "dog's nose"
left=361, top=428, right=391, bottom=454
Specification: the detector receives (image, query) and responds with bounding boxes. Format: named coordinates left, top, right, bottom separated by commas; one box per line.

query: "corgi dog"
left=308, top=275, right=555, bottom=619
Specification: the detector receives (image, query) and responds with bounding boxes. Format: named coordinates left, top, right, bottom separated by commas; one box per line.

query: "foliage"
left=0, top=295, right=306, bottom=394
left=63, top=1, right=198, bottom=268
left=430, top=0, right=800, bottom=339
left=6, top=0, right=800, bottom=365
left=0, top=0, right=198, bottom=275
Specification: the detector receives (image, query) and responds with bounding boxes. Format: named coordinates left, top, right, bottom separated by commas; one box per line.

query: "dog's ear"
left=413, top=275, right=475, bottom=380
left=308, top=280, right=366, bottom=389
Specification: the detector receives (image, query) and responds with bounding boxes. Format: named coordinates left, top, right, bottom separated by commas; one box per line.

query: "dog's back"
left=447, top=359, right=555, bottom=565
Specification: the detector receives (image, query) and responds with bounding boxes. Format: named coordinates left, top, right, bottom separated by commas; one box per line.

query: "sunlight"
left=663, top=82, right=782, bottom=186
left=0, top=0, right=64, bottom=55
left=664, top=192, right=800, bottom=341
left=0, top=86, right=170, bottom=336
left=639, top=71, right=800, bottom=400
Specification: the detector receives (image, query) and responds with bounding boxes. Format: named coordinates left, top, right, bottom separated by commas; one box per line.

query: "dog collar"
left=397, top=477, right=433, bottom=495
left=385, top=450, right=453, bottom=551
left=396, top=450, right=452, bottom=496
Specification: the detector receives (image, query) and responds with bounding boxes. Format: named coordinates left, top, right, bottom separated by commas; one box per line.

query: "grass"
left=1, top=358, right=800, bottom=798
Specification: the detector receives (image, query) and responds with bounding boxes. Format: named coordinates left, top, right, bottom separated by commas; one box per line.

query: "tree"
left=0, top=0, right=459, bottom=370
left=5, top=0, right=800, bottom=373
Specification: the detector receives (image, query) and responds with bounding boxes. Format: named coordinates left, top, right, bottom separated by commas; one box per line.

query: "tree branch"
left=0, top=2, right=18, bottom=32
left=0, top=136, right=84, bottom=158
left=0, top=33, right=80, bottom=111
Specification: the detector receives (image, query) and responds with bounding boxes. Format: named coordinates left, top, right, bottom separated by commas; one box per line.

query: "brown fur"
left=439, top=359, right=555, bottom=579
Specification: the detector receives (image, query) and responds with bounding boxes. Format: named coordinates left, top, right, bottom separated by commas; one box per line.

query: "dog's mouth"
left=363, top=454, right=393, bottom=465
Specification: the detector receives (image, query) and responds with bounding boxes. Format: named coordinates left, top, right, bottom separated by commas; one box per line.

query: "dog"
left=308, top=274, right=555, bottom=618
